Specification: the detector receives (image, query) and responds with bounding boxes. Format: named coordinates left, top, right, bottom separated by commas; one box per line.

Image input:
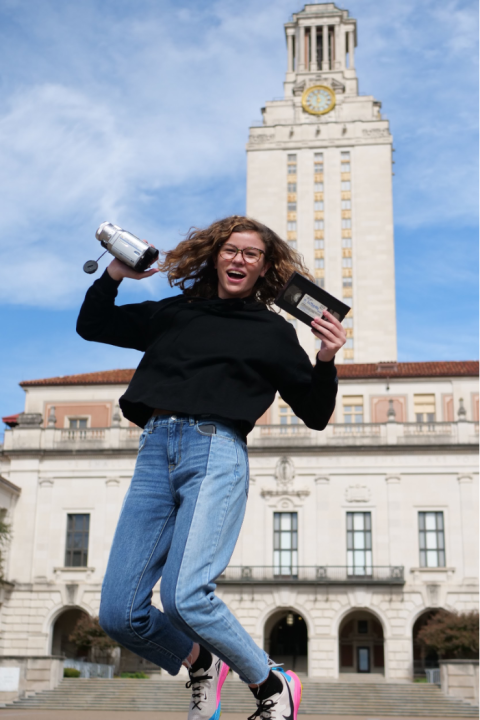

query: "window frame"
left=418, top=511, right=446, bottom=568
left=346, top=511, right=372, bottom=576
left=273, top=511, right=298, bottom=577
left=65, top=513, right=90, bottom=568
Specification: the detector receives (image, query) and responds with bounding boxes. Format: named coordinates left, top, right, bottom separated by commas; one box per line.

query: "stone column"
left=315, top=476, right=330, bottom=566
left=104, top=478, right=121, bottom=570
left=287, top=31, right=294, bottom=73
left=322, top=25, right=329, bottom=70
left=349, top=30, right=355, bottom=69
left=310, top=26, right=317, bottom=71
left=298, top=26, right=306, bottom=71
left=334, top=25, right=341, bottom=69
left=385, top=476, right=402, bottom=568
left=34, top=479, right=54, bottom=580
left=457, top=475, right=477, bottom=579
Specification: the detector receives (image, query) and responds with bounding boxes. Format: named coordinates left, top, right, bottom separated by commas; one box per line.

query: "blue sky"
left=0, top=0, right=478, bottom=419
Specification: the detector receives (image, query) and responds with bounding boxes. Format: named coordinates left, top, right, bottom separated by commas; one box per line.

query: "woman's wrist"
left=107, top=264, right=123, bottom=282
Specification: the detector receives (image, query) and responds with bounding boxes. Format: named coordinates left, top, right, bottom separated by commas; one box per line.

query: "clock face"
left=301, top=85, right=336, bottom=116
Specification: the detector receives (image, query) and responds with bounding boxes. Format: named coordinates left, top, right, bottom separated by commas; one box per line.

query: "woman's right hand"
left=106, top=255, right=159, bottom=282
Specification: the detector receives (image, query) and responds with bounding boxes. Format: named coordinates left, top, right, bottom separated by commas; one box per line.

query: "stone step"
left=8, top=679, right=478, bottom=716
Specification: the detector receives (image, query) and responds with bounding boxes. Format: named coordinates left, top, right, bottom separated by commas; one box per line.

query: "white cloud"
left=0, top=0, right=477, bottom=306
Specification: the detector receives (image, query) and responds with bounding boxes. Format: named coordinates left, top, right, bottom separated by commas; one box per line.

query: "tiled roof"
left=1, top=413, right=20, bottom=427
left=19, top=361, right=478, bottom=387
left=20, top=369, right=135, bottom=387
left=337, top=361, right=479, bottom=380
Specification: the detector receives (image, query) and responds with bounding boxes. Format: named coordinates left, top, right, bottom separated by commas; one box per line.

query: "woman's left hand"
left=311, top=310, right=347, bottom=362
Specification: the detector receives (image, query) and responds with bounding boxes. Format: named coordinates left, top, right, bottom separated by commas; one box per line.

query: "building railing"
left=215, top=565, right=405, bottom=585
left=2, top=421, right=478, bottom=452
left=63, top=659, right=114, bottom=679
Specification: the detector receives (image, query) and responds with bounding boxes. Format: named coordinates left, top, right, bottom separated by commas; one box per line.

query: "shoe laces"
left=267, top=658, right=283, bottom=669
left=248, top=698, right=277, bottom=720
left=185, top=672, right=212, bottom=710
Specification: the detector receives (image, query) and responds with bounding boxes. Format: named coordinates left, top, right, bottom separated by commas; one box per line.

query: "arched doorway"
left=265, top=610, right=308, bottom=674
left=51, top=608, right=89, bottom=658
left=339, top=611, right=384, bottom=675
left=412, top=610, right=440, bottom=677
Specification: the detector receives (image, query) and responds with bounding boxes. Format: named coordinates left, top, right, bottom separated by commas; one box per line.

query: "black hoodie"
left=76, top=270, right=338, bottom=434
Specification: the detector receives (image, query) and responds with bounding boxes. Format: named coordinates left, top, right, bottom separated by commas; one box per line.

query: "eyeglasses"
left=219, top=244, right=265, bottom=264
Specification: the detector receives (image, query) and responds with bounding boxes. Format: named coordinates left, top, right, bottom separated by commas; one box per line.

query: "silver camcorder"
left=83, top=222, right=159, bottom=274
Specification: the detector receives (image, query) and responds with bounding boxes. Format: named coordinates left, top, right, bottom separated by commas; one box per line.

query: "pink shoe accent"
left=216, top=662, right=230, bottom=706
left=286, top=671, right=303, bottom=720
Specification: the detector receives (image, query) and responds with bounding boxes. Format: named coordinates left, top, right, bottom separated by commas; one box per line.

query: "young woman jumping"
left=77, top=215, right=346, bottom=720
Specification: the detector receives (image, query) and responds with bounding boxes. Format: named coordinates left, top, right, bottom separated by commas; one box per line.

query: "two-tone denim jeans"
left=99, top=413, right=270, bottom=684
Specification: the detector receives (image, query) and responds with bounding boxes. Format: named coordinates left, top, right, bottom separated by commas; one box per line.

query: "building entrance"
left=265, top=610, right=308, bottom=674
left=339, top=611, right=384, bottom=675
left=51, top=608, right=89, bottom=658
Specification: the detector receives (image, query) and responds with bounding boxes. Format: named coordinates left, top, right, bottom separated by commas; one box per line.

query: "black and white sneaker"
left=248, top=667, right=302, bottom=720
left=186, top=652, right=230, bottom=720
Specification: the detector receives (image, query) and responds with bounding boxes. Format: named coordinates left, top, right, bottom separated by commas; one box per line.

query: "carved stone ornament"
left=292, top=80, right=306, bottom=96
left=249, top=133, right=275, bottom=145
left=275, top=456, right=295, bottom=488
left=345, top=484, right=371, bottom=503
left=331, top=78, right=345, bottom=93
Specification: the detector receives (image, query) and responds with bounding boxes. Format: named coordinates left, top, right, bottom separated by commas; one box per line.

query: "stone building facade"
left=0, top=363, right=478, bottom=682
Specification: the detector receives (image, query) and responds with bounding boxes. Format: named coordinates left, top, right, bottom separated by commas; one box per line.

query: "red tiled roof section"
left=19, top=361, right=478, bottom=387
left=20, top=369, right=135, bottom=387
left=337, top=361, right=478, bottom=379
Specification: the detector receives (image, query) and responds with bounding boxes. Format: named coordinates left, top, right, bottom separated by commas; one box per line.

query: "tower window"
left=341, top=200, right=351, bottom=209
left=314, top=183, right=324, bottom=192
left=342, top=238, right=352, bottom=247
left=314, top=163, right=323, bottom=173
left=341, top=152, right=351, bottom=160
left=342, top=219, right=352, bottom=229
left=315, top=258, right=325, bottom=269
left=314, top=201, right=324, bottom=211
left=342, top=258, right=352, bottom=268
left=314, top=152, right=323, bottom=160
left=288, top=165, right=297, bottom=175
left=287, top=222, right=297, bottom=231
left=314, top=239, right=324, bottom=249
left=315, top=278, right=325, bottom=288
left=287, top=203, right=297, bottom=212
left=341, top=181, right=351, bottom=191
left=314, top=220, right=324, bottom=230
left=287, top=183, right=297, bottom=193
left=341, top=163, right=351, bottom=172
left=287, top=154, right=297, bottom=161
left=343, top=278, right=352, bottom=287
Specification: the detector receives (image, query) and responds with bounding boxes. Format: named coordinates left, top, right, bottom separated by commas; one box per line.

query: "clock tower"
left=246, top=3, right=397, bottom=365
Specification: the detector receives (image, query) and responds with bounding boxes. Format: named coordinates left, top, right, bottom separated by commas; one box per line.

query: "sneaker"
left=248, top=668, right=302, bottom=720
left=185, top=653, right=230, bottom=720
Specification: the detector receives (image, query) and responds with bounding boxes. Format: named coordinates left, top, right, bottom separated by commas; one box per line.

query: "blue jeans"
left=99, top=414, right=270, bottom=684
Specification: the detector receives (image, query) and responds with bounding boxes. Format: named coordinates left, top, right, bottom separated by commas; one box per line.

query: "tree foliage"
left=69, top=615, right=118, bottom=657
left=417, top=610, right=479, bottom=659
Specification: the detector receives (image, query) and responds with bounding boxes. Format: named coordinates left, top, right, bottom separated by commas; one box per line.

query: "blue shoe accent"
left=272, top=667, right=291, bottom=682
left=209, top=702, right=221, bottom=720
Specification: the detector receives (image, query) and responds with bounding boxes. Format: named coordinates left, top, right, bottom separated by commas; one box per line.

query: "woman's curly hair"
left=158, top=215, right=313, bottom=306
